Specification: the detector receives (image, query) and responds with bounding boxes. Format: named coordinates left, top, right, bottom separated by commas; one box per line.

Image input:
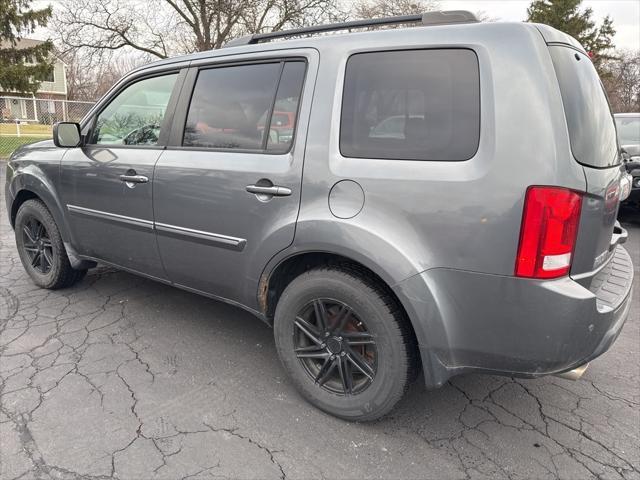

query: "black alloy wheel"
left=294, top=298, right=377, bottom=395
left=21, top=216, right=54, bottom=274
left=15, top=199, right=87, bottom=289
left=273, top=266, right=418, bottom=421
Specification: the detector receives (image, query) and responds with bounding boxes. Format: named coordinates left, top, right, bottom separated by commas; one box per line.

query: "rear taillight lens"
left=515, top=186, right=582, bottom=279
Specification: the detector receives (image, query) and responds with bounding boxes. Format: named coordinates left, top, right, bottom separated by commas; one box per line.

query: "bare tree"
left=63, top=49, right=149, bottom=101
left=474, top=10, right=498, bottom=22
left=352, top=1, right=494, bottom=23
left=54, top=0, right=346, bottom=59
left=62, top=50, right=97, bottom=101
left=353, top=0, right=439, bottom=19
left=602, top=50, right=640, bottom=113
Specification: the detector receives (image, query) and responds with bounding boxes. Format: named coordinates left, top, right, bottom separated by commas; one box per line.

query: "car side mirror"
left=53, top=122, right=81, bottom=148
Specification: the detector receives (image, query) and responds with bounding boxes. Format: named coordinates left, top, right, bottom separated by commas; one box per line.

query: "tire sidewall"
left=15, top=201, right=64, bottom=289
left=274, top=270, right=409, bottom=421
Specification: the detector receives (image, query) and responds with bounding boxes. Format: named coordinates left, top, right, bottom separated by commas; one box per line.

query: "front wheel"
left=274, top=266, right=417, bottom=421
left=15, top=199, right=87, bottom=289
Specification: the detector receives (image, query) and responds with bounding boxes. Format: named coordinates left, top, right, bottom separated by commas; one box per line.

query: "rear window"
left=549, top=47, right=619, bottom=168
left=340, top=49, right=480, bottom=161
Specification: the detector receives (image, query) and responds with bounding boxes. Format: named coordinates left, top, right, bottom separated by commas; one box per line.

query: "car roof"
left=127, top=19, right=578, bottom=76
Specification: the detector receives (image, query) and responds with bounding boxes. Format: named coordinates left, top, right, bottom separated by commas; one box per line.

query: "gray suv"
left=5, top=12, right=634, bottom=421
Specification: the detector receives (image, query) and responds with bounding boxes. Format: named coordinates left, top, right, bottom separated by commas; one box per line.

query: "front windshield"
left=615, top=116, right=640, bottom=145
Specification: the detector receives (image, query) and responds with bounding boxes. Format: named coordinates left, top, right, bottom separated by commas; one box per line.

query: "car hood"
left=18, top=139, right=55, bottom=151
left=9, top=139, right=60, bottom=160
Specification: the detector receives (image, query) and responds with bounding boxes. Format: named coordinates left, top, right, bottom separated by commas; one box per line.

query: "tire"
left=274, top=265, right=417, bottom=421
left=14, top=199, right=87, bottom=289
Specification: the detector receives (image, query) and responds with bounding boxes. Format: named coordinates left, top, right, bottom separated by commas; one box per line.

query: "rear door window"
left=549, top=47, right=619, bottom=168
left=267, top=61, right=306, bottom=153
left=183, top=60, right=306, bottom=152
left=340, top=49, right=480, bottom=161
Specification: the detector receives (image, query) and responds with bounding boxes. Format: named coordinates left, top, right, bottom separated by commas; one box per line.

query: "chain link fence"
left=0, top=96, right=96, bottom=159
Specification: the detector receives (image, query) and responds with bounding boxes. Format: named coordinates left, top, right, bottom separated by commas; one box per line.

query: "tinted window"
left=550, top=47, right=619, bottom=168
left=183, top=61, right=305, bottom=152
left=615, top=115, right=640, bottom=146
left=267, top=61, right=306, bottom=153
left=340, top=49, right=480, bottom=161
left=92, top=74, right=177, bottom=145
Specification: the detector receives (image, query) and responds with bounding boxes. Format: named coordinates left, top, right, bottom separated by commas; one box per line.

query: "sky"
left=440, top=0, right=640, bottom=50
left=31, top=0, right=640, bottom=52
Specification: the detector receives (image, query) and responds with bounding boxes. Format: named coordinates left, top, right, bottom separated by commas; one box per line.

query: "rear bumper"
left=394, top=246, right=634, bottom=389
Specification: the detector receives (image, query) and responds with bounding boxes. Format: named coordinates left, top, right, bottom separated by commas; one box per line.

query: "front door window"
left=91, top=74, right=177, bottom=146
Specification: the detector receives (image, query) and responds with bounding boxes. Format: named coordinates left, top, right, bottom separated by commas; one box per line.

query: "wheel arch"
left=8, top=169, right=75, bottom=246
left=259, top=250, right=427, bottom=374
left=10, top=189, right=40, bottom=227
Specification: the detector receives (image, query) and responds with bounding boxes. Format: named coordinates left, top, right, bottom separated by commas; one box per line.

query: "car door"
left=153, top=51, right=316, bottom=307
left=59, top=69, right=185, bottom=279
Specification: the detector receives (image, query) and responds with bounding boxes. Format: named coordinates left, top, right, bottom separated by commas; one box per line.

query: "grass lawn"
left=0, top=123, right=53, bottom=136
left=0, top=136, right=47, bottom=159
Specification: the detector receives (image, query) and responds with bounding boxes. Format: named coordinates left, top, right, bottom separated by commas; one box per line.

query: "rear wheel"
left=15, top=199, right=87, bottom=289
left=274, top=266, right=416, bottom=421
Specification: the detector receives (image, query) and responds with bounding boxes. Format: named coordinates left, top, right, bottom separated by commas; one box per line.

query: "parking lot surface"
left=1, top=167, right=639, bottom=479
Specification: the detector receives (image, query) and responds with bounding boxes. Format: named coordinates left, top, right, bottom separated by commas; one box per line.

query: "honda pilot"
left=5, top=11, right=634, bottom=420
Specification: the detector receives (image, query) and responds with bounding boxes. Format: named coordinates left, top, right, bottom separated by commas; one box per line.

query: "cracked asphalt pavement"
left=1, top=166, right=639, bottom=480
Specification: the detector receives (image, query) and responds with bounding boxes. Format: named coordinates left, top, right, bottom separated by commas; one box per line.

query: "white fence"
left=0, top=96, right=96, bottom=158
left=1, top=96, right=95, bottom=133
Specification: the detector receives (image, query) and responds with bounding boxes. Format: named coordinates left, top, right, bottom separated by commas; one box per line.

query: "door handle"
left=119, top=174, right=149, bottom=184
left=246, top=185, right=292, bottom=197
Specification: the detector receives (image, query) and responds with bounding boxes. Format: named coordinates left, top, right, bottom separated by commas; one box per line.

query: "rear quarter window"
left=549, top=47, right=619, bottom=168
left=340, top=48, right=480, bottom=161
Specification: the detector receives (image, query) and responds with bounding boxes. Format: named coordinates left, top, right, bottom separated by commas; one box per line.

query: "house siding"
left=34, top=61, right=67, bottom=95
left=0, top=60, right=67, bottom=98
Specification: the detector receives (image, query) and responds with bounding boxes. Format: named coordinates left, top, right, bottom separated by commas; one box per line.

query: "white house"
left=1, top=39, right=68, bottom=122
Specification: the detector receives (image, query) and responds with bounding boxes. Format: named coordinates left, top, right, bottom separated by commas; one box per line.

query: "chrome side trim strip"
left=66, top=204, right=247, bottom=251
left=66, top=204, right=154, bottom=229
left=155, top=222, right=247, bottom=251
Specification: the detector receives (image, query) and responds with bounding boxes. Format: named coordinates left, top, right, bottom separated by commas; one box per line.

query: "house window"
left=44, top=68, right=55, bottom=83
left=24, top=56, right=55, bottom=83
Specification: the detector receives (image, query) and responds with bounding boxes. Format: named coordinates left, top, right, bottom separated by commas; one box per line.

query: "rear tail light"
left=515, top=186, right=582, bottom=279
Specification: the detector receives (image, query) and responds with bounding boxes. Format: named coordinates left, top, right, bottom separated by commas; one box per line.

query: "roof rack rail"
left=223, top=10, right=478, bottom=48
